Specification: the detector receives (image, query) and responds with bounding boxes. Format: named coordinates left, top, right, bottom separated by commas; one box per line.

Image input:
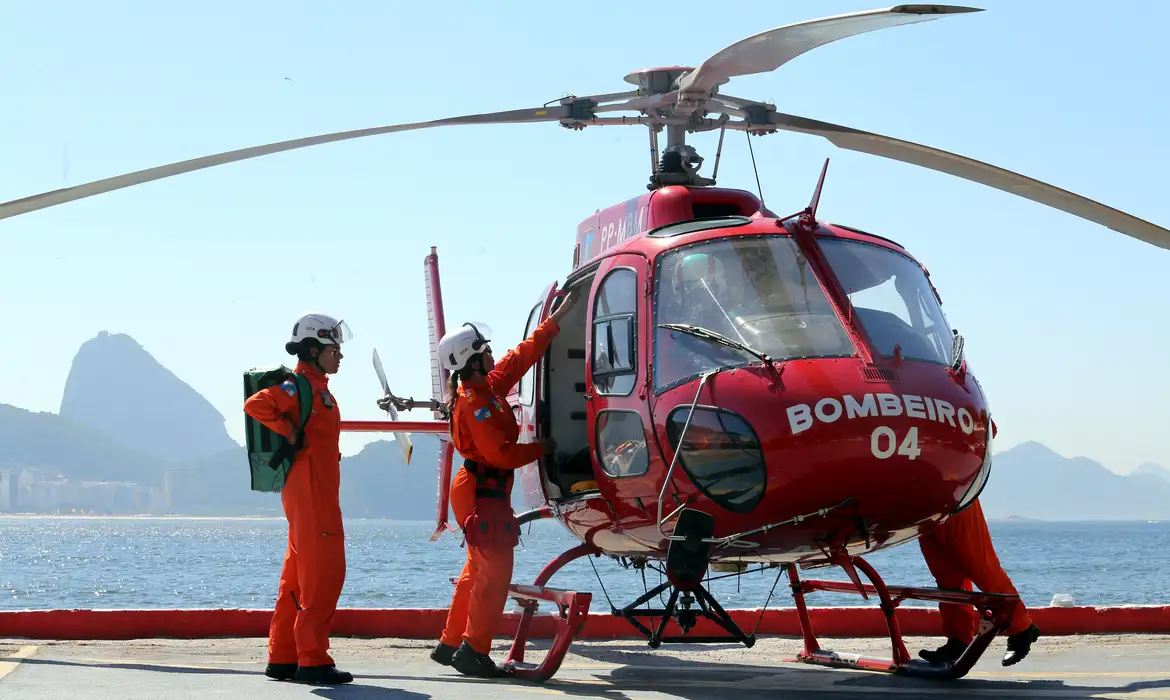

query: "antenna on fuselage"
left=808, top=158, right=830, bottom=219
left=779, top=158, right=830, bottom=231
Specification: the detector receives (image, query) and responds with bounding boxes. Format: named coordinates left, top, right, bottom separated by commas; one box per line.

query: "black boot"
left=264, top=662, right=297, bottom=680
left=918, top=638, right=968, bottom=664
left=1002, top=624, right=1040, bottom=666
left=293, top=664, right=354, bottom=684
left=451, top=641, right=509, bottom=678
left=430, top=642, right=457, bottom=667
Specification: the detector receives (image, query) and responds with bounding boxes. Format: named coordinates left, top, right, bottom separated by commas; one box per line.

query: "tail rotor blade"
left=768, top=111, right=1170, bottom=250
left=0, top=105, right=572, bottom=221
left=372, top=347, right=414, bottom=467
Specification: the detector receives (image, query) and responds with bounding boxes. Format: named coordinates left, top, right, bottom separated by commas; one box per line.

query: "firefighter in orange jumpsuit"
left=429, top=291, right=578, bottom=678
left=917, top=497, right=1041, bottom=667
left=244, top=312, right=354, bottom=685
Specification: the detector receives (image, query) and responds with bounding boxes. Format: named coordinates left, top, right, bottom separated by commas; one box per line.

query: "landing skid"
left=786, top=556, right=1021, bottom=680
left=503, top=543, right=597, bottom=682
left=492, top=547, right=1019, bottom=684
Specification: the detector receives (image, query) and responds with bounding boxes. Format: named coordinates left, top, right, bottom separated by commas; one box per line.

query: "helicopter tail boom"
left=424, top=246, right=449, bottom=419
left=424, top=247, right=456, bottom=541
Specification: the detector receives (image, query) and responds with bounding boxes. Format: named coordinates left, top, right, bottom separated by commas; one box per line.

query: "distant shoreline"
left=0, top=514, right=287, bottom=521
left=0, top=514, right=451, bottom=525
left=0, top=514, right=1164, bottom=524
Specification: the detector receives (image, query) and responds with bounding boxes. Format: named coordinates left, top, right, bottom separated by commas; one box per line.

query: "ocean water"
left=1, top=517, right=1167, bottom=612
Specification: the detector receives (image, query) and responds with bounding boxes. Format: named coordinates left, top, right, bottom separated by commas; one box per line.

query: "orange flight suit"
left=244, top=360, right=345, bottom=669
left=918, top=498, right=1033, bottom=641
left=439, top=316, right=560, bottom=655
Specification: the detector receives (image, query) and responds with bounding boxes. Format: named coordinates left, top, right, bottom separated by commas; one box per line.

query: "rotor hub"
left=622, top=66, right=695, bottom=94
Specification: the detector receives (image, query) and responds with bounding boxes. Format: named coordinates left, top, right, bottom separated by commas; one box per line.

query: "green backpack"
left=243, top=365, right=313, bottom=493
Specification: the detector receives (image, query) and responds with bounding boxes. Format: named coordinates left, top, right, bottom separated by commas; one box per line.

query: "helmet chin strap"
left=465, top=352, right=488, bottom=378
left=306, top=343, right=331, bottom=374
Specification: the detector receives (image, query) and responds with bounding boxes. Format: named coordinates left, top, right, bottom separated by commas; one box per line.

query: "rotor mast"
left=620, top=67, right=731, bottom=191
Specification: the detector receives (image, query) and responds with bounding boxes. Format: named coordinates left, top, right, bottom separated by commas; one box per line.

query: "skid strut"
left=503, top=543, right=598, bottom=683
left=786, top=556, right=1021, bottom=680
left=611, top=576, right=757, bottom=649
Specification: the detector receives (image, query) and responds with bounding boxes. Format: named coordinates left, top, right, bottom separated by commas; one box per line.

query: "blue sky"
left=2, top=1, right=1167, bottom=474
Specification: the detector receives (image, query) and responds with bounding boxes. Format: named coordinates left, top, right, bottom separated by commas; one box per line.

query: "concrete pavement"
left=3, top=634, right=1169, bottom=699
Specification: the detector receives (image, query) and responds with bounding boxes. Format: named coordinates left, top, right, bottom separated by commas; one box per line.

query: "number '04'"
left=871, top=426, right=920, bottom=460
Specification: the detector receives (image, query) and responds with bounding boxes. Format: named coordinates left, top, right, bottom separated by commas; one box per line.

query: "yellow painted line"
left=0, top=646, right=38, bottom=681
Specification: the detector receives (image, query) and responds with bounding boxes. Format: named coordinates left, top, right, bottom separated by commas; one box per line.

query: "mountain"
left=339, top=437, right=444, bottom=520
left=1, top=398, right=444, bottom=516
left=160, top=438, right=444, bottom=519
left=59, top=331, right=238, bottom=461
left=1132, top=462, right=1170, bottom=484
left=6, top=330, right=1170, bottom=520
left=979, top=441, right=1170, bottom=521
left=0, top=403, right=162, bottom=485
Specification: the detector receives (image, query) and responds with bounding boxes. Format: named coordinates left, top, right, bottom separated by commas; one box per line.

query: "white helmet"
left=286, top=312, right=352, bottom=355
left=437, top=321, right=493, bottom=372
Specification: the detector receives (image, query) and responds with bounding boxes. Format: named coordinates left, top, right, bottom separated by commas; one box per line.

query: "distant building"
left=0, top=470, right=10, bottom=512
left=0, top=465, right=160, bottom=514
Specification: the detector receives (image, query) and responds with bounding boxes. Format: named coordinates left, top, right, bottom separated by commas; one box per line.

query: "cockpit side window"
left=591, top=268, right=639, bottom=396
left=817, top=237, right=955, bottom=366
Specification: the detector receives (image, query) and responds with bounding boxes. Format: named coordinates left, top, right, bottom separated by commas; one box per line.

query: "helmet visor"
left=321, top=319, right=353, bottom=344
left=462, top=321, right=493, bottom=351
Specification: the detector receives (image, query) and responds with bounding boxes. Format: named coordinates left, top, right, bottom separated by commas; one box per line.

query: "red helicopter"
left=4, top=3, right=1169, bottom=685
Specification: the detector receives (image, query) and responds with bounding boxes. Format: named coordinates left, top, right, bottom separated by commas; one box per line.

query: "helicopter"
left=4, top=3, right=1169, bottom=686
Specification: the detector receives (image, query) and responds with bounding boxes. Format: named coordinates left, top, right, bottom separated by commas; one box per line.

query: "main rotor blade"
left=769, top=112, right=1170, bottom=250
left=0, top=105, right=572, bottom=221
left=676, top=4, right=983, bottom=97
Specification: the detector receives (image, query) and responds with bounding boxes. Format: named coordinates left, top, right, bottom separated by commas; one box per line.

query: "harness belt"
left=463, top=458, right=509, bottom=500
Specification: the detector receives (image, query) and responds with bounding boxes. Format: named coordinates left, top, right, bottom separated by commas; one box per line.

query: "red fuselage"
left=515, top=186, right=991, bottom=565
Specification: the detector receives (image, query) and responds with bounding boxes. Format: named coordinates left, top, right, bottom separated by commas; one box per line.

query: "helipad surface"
left=3, top=634, right=1169, bottom=698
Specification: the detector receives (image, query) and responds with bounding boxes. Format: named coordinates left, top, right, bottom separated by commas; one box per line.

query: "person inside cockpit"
left=669, top=251, right=738, bottom=335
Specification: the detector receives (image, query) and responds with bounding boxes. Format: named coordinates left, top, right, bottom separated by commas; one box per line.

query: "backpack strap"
left=293, top=373, right=313, bottom=436
left=266, top=373, right=315, bottom=469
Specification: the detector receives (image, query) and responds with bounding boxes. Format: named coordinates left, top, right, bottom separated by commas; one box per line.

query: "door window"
left=595, top=410, right=649, bottom=478
left=591, top=268, right=639, bottom=396
left=517, top=301, right=542, bottom=406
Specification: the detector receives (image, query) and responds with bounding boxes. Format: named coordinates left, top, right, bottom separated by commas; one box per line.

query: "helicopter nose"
left=657, top=363, right=992, bottom=543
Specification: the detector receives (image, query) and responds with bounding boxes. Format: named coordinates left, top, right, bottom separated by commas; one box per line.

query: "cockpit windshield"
left=653, top=236, right=856, bottom=391
left=817, top=237, right=954, bottom=366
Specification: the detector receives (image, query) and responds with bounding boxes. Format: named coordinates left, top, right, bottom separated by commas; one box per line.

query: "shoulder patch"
left=281, top=379, right=298, bottom=396
left=473, top=406, right=492, bottom=422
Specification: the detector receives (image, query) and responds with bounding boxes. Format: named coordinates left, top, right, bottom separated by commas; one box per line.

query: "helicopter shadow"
left=556, top=638, right=1170, bottom=700
left=310, top=687, right=431, bottom=700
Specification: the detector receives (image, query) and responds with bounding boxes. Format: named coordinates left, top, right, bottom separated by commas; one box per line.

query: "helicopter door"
left=514, top=281, right=561, bottom=508
left=585, top=255, right=658, bottom=502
